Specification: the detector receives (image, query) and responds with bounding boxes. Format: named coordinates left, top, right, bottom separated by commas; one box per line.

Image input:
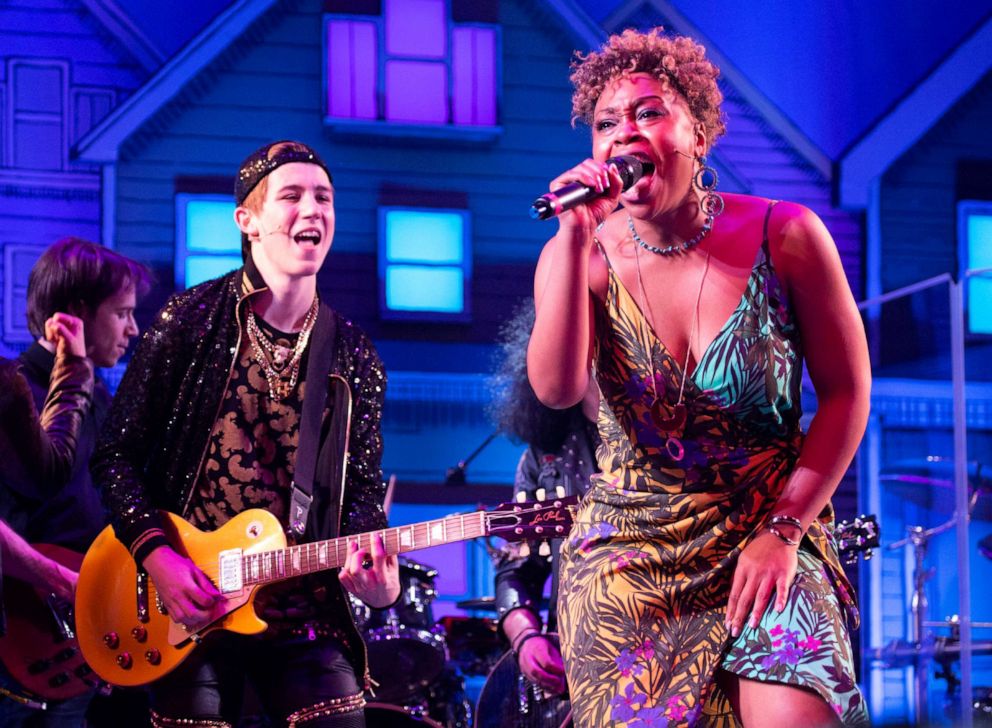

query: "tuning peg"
left=516, top=491, right=527, bottom=503
left=535, top=488, right=546, bottom=502
left=519, top=543, right=530, bottom=558
left=538, top=541, right=551, bottom=557
left=556, top=485, right=566, bottom=498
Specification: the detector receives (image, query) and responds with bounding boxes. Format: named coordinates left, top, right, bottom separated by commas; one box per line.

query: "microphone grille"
left=608, top=156, right=651, bottom=190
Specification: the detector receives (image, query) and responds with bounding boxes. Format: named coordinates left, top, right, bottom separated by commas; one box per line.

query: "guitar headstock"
left=836, top=514, right=880, bottom=565
left=486, top=495, right=579, bottom=545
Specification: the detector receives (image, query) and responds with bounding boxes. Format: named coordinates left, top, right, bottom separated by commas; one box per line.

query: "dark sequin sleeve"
left=91, top=297, right=187, bottom=562
left=337, top=320, right=388, bottom=536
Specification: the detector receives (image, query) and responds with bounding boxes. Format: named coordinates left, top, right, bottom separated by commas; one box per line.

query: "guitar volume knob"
left=116, top=652, right=132, bottom=669
left=103, top=632, right=120, bottom=649
left=144, top=649, right=161, bottom=665
left=131, top=626, right=148, bottom=642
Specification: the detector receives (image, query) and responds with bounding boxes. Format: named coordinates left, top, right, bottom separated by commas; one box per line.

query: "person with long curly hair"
left=527, top=28, right=870, bottom=727
left=488, top=302, right=599, bottom=706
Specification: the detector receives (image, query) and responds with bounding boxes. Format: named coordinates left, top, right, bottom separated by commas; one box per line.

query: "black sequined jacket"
left=91, top=256, right=387, bottom=679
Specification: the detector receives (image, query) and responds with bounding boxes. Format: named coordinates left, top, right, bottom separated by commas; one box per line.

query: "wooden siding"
left=0, top=0, right=148, bottom=343
left=881, top=69, right=992, bottom=292
left=112, top=0, right=593, bottom=339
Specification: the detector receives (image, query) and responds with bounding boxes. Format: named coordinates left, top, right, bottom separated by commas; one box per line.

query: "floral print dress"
left=557, top=204, right=869, bottom=727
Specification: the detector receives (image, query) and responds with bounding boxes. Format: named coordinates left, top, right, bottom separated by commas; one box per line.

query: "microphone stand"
left=444, top=430, right=500, bottom=486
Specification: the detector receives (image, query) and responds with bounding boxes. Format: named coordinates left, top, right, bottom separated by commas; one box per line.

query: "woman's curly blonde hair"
left=570, top=28, right=726, bottom=148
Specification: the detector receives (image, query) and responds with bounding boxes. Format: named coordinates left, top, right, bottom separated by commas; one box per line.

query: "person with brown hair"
left=92, top=141, right=399, bottom=727
left=528, top=28, right=870, bottom=727
left=1, top=237, right=149, bottom=726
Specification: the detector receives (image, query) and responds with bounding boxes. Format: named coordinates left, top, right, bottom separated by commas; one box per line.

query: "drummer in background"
left=490, top=303, right=600, bottom=696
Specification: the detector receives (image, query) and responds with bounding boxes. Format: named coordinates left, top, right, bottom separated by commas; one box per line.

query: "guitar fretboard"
left=240, top=511, right=488, bottom=586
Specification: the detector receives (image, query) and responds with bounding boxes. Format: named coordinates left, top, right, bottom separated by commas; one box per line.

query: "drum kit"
left=350, top=558, right=507, bottom=728
left=873, top=456, right=992, bottom=725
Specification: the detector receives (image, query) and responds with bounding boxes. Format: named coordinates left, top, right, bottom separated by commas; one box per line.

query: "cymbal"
left=881, top=457, right=990, bottom=488
left=880, top=457, right=992, bottom=520
left=456, top=597, right=497, bottom=611
left=455, top=596, right=550, bottom=612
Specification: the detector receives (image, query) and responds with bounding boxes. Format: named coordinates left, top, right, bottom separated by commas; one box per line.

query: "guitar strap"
left=289, top=303, right=337, bottom=538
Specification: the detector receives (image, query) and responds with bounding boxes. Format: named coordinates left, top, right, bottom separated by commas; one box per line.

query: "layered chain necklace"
left=245, top=295, right=319, bottom=401
left=632, top=223, right=711, bottom=462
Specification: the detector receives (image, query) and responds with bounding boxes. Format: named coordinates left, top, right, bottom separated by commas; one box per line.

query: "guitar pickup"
left=218, top=548, right=244, bottom=594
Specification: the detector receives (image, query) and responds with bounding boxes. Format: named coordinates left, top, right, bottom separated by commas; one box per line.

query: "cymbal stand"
left=888, top=516, right=957, bottom=725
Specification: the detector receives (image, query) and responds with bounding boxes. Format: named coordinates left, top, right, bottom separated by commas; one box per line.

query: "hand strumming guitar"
left=502, top=607, right=567, bottom=696
left=143, top=545, right=222, bottom=630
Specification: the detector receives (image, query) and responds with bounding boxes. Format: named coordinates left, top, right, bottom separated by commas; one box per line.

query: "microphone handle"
left=529, top=181, right=598, bottom=220
left=529, top=157, right=654, bottom=220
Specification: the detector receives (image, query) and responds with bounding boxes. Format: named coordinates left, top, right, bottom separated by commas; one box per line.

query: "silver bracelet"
left=766, top=515, right=803, bottom=546
left=767, top=525, right=800, bottom=546
left=768, top=515, right=803, bottom=531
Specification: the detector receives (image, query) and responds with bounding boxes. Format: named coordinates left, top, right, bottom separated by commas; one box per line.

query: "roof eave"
left=76, top=0, right=280, bottom=163
left=839, top=16, right=992, bottom=210
left=81, top=0, right=165, bottom=73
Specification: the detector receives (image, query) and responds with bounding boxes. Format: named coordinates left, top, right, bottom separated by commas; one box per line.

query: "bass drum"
left=352, top=557, right=448, bottom=704
left=364, top=702, right=442, bottom=727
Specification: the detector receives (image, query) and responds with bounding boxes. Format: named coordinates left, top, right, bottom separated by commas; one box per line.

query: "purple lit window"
left=324, top=0, right=498, bottom=129
left=452, top=28, right=496, bottom=126
left=385, top=0, right=445, bottom=58
left=327, top=20, right=377, bottom=119
left=386, top=61, right=448, bottom=124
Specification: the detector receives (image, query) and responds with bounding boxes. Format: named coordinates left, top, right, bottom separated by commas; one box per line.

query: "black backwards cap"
left=234, top=140, right=333, bottom=206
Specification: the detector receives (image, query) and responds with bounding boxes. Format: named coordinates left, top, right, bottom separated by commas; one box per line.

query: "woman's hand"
left=143, top=545, right=222, bottom=631
left=518, top=635, right=567, bottom=696
left=339, top=534, right=400, bottom=609
left=725, top=530, right=798, bottom=637
left=551, top=158, right=624, bottom=237
left=44, top=313, right=86, bottom=359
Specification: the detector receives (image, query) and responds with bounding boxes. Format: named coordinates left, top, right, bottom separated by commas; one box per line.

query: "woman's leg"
left=716, top=670, right=841, bottom=728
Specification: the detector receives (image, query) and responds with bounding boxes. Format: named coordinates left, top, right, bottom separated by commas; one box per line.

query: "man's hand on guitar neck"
left=339, top=534, right=400, bottom=609
left=143, top=545, right=222, bottom=630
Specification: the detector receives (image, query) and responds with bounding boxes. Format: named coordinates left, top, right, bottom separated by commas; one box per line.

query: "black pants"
left=151, top=631, right=365, bottom=727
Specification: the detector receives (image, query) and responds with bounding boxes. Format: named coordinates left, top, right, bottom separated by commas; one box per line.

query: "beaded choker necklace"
left=245, top=296, right=319, bottom=401
left=628, top=213, right=713, bottom=256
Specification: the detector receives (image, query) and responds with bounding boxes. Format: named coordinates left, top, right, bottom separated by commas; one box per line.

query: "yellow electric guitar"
left=75, top=497, right=577, bottom=687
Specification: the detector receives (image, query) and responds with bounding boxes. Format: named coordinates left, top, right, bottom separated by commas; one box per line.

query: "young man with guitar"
left=90, top=141, right=400, bottom=727
left=0, top=237, right=148, bottom=726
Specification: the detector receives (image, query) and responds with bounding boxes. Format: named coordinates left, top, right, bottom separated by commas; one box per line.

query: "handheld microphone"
left=529, top=155, right=655, bottom=220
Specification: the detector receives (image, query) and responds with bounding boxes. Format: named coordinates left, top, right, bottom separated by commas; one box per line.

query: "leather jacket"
left=1, top=350, right=94, bottom=531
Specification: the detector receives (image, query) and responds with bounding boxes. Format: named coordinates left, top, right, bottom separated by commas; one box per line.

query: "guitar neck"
left=241, top=511, right=489, bottom=587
